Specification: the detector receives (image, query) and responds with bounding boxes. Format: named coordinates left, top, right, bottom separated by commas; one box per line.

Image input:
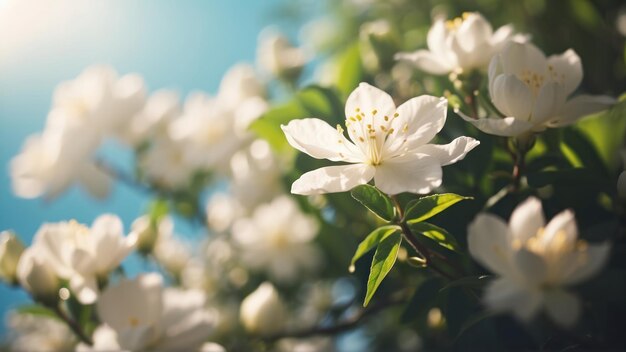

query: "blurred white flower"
left=10, top=130, right=112, bottom=199
left=16, top=247, right=59, bottom=302
left=82, top=273, right=215, bottom=351
left=7, top=312, right=76, bottom=352
left=240, top=282, right=287, bottom=335
left=199, top=342, right=227, bottom=352
left=51, top=65, right=146, bottom=137
left=217, top=63, right=266, bottom=110
left=229, top=139, right=283, bottom=208
left=396, top=12, right=519, bottom=74
left=30, top=215, right=137, bottom=304
left=206, top=193, right=245, bottom=233
left=232, top=196, right=321, bottom=282
left=0, top=231, right=25, bottom=284
left=130, top=215, right=174, bottom=254
left=124, top=90, right=181, bottom=145
left=282, top=82, right=479, bottom=195
left=257, top=29, right=308, bottom=80
left=139, top=136, right=196, bottom=189
left=468, top=197, right=611, bottom=327
left=276, top=337, right=336, bottom=352
left=461, top=42, right=616, bottom=137
left=153, top=225, right=192, bottom=277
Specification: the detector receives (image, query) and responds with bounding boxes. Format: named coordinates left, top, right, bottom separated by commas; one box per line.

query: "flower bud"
left=239, top=282, right=287, bottom=335
left=130, top=215, right=170, bottom=254
left=0, top=231, right=25, bottom=284
left=16, top=248, right=59, bottom=304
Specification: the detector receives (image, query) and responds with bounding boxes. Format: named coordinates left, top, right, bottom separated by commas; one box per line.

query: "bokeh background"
left=0, top=0, right=320, bottom=335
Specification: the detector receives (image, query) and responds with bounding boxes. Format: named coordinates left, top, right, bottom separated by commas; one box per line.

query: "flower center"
left=344, top=107, right=399, bottom=165
left=445, top=12, right=472, bottom=31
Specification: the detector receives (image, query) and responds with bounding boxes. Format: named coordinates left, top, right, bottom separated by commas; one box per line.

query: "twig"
left=51, top=304, right=93, bottom=346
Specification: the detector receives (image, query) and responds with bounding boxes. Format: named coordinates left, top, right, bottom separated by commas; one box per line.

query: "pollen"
left=384, top=115, right=389, bottom=121
left=372, top=109, right=378, bottom=115
left=394, top=113, right=399, bottom=117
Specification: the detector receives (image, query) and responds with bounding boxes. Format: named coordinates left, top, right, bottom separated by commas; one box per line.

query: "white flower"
left=82, top=273, right=215, bottom=351
left=257, top=29, right=308, bottom=80
left=7, top=312, right=76, bottom=352
left=130, top=215, right=174, bottom=254
left=124, top=90, right=181, bottom=145
left=0, top=231, right=24, bottom=284
left=240, top=282, right=287, bottom=335
left=206, top=193, right=245, bottom=233
left=16, top=247, right=59, bottom=302
left=139, top=137, right=196, bottom=189
left=461, top=41, right=616, bottom=137
left=229, top=139, right=283, bottom=208
left=396, top=12, right=518, bottom=74
left=282, top=82, right=479, bottom=195
left=153, top=226, right=192, bottom=277
left=468, top=197, right=611, bottom=327
left=232, top=196, right=321, bottom=282
left=10, top=130, right=112, bottom=200
left=31, top=215, right=137, bottom=304
left=51, top=65, right=146, bottom=136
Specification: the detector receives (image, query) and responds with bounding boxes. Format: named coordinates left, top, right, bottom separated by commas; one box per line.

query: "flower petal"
left=540, top=209, right=577, bottom=249
left=490, top=24, right=514, bottom=47
left=547, top=49, right=582, bottom=96
left=281, top=118, right=362, bottom=162
left=455, top=13, right=492, bottom=53
left=513, top=248, right=547, bottom=287
left=467, top=213, right=514, bottom=277
left=344, top=83, right=396, bottom=127
left=544, top=289, right=581, bottom=328
left=70, top=275, right=99, bottom=305
left=384, top=95, right=448, bottom=155
left=457, top=109, right=534, bottom=137
left=374, top=155, right=442, bottom=195
left=291, top=164, right=375, bottom=195
left=499, top=41, right=547, bottom=77
left=491, top=74, right=533, bottom=119
left=560, top=242, right=610, bottom=285
left=509, top=197, right=545, bottom=243
left=548, top=94, right=616, bottom=127
left=531, top=81, right=567, bottom=125
left=395, top=50, right=452, bottom=75
left=484, top=277, right=543, bottom=322
left=414, top=136, right=480, bottom=166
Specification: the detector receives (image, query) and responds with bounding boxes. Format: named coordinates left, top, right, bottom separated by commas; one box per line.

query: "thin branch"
left=260, top=290, right=408, bottom=341
left=51, top=304, right=93, bottom=346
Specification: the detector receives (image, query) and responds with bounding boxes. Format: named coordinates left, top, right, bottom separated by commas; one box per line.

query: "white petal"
left=492, top=74, right=533, bottom=119
left=561, top=242, right=610, bottom=285
left=458, top=110, right=534, bottom=137
left=88, top=325, right=123, bottom=351
left=547, top=49, right=582, bottom=96
left=344, top=83, right=396, bottom=125
left=455, top=13, right=492, bottom=53
left=281, top=118, right=362, bottom=162
left=541, top=209, right=577, bottom=249
left=548, top=94, right=616, bottom=127
left=394, top=50, right=452, bottom=75
left=467, top=213, right=514, bottom=277
left=544, top=289, right=581, bottom=328
left=70, top=275, right=99, bottom=305
left=414, top=136, right=480, bottom=166
left=531, top=82, right=566, bottom=125
left=385, top=96, right=448, bottom=155
left=499, top=41, right=547, bottom=77
left=513, top=248, right=547, bottom=287
left=484, top=277, right=543, bottom=321
left=509, top=197, right=545, bottom=243
left=291, top=164, right=375, bottom=195
left=490, top=24, right=514, bottom=48
left=374, top=155, right=442, bottom=195
left=427, top=19, right=452, bottom=61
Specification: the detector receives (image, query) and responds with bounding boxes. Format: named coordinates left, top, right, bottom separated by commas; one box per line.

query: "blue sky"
left=0, top=0, right=318, bottom=334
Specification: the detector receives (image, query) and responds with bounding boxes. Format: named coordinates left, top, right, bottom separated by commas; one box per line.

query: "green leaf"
left=249, top=99, right=306, bottom=153
left=409, top=222, right=459, bottom=252
left=334, top=42, right=364, bottom=98
left=16, top=305, right=60, bottom=320
left=364, top=232, right=402, bottom=307
left=349, top=225, right=400, bottom=272
left=350, top=184, right=396, bottom=222
left=561, top=128, right=609, bottom=178
left=439, top=275, right=491, bottom=292
left=296, top=85, right=344, bottom=123
left=405, top=193, right=471, bottom=224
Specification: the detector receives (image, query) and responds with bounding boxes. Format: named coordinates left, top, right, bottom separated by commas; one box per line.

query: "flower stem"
left=50, top=303, right=93, bottom=346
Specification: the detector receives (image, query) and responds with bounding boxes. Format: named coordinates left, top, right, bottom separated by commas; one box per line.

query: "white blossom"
left=138, top=136, right=196, bottom=189
left=396, top=12, right=519, bottom=74
left=7, top=312, right=76, bottom=352
left=0, top=231, right=24, bottom=284
left=240, top=282, right=287, bottom=335
left=129, top=215, right=174, bottom=254
left=232, top=196, right=321, bottom=282
left=257, top=29, right=308, bottom=80
left=30, top=215, right=137, bottom=304
left=468, top=197, right=610, bottom=327
left=81, top=273, right=215, bottom=351
left=460, top=41, right=616, bottom=137
left=15, top=247, right=59, bottom=302
left=282, top=82, right=479, bottom=195
left=153, top=225, right=192, bottom=277
left=124, top=90, right=181, bottom=145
